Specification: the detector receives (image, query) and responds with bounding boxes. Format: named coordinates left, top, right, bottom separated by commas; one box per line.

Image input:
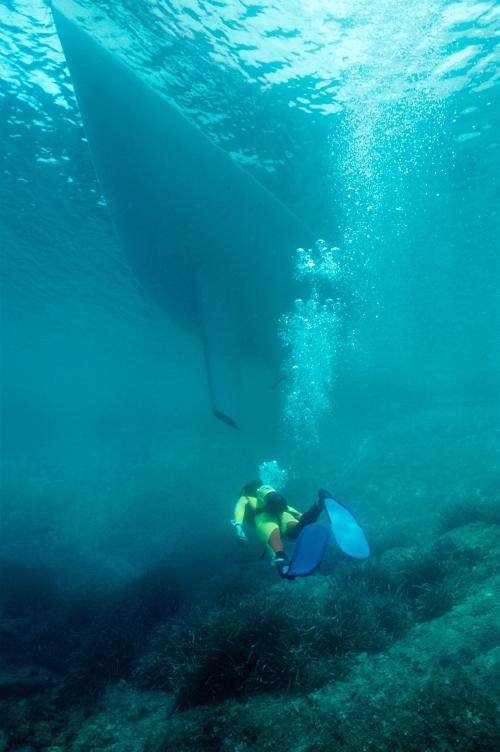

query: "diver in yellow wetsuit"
left=232, top=481, right=325, bottom=576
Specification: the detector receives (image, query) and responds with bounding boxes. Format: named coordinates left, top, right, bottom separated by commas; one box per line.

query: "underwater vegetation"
left=0, top=561, right=184, bottom=707
left=1, top=504, right=499, bottom=750
left=133, top=524, right=463, bottom=709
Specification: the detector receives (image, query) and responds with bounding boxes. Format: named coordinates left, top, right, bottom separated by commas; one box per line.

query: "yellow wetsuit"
left=233, top=485, right=302, bottom=555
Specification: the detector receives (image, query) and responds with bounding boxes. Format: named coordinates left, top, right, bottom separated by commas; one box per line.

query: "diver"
left=231, top=481, right=329, bottom=576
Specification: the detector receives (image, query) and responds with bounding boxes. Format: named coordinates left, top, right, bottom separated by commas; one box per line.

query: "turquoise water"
left=0, top=3, right=499, bottom=745
left=1, top=0, right=499, bottom=558
left=1, top=0, right=499, bottom=562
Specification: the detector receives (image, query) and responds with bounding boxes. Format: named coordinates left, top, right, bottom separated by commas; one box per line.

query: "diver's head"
left=242, top=480, right=262, bottom=497
left=263, top=491, right=287, bottom=517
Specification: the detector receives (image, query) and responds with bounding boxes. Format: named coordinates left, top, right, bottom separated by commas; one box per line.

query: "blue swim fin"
left=324, top=497, right=370, bottom=559
left=283, top=523, right=330, bottom=578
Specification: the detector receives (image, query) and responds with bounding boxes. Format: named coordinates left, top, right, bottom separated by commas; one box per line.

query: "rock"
left=0, top=665, right=53, bottom=699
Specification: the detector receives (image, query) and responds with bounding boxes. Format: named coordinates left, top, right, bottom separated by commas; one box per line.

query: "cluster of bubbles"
left=321, top=21, right=449, bottom=387
left=258, top=460, right=289, bottom=491
left=294, top=240, right=341, bottom=284
left=330, top=15, right=448, bottom=289
left=279, top=240, right=342, bottom=447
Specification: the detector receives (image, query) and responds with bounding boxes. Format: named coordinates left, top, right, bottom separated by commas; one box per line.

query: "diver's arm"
left=231, top=495, right=248, bottom=542
left=233, top=495, right=248, bottom=525
left=286, top=505, right=302, bottom=520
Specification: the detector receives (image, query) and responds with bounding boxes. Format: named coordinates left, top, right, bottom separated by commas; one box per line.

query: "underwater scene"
left=1, top=0, right=499, bottom=749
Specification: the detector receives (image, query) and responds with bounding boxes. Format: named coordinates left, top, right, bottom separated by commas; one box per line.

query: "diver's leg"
left=267, top=527, right=284, bottom=554
left=281, top=511, right=299, bottom=539
left=255, top=514, right=289, bottom=576
left=286, top=494, right=325, bottom=540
